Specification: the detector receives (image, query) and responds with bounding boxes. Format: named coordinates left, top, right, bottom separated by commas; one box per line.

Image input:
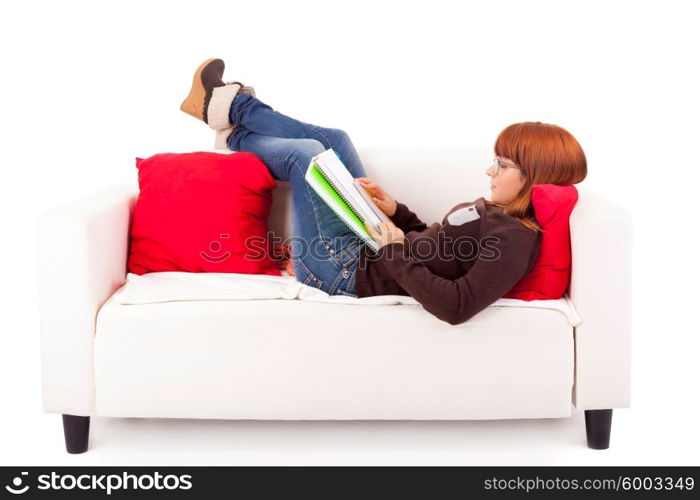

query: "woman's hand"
left=356, top=177, right=398, bottom=217
left=365, top=220, right=405, bottom=248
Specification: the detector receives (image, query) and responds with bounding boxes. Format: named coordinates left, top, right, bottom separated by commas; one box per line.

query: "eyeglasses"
left=491, top=156, right=523, bottom=176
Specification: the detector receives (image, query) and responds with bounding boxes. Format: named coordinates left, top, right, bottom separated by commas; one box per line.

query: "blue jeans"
left=227, top=94, right=368, bottom=297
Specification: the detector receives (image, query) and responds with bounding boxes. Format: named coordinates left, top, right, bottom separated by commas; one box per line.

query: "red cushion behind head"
left=503, top=184, right=578, bottom=300
left=128, top=151, right=281, bottom=276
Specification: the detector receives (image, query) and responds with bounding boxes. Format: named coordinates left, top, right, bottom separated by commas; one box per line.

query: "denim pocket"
left=293, top=258, right=324, bottom=290
left=331, top=257, right=358, bottom=297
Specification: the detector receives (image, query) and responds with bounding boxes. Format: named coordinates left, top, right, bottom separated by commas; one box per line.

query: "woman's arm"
left=376, top=227, right=540, bottom=325
left=389, top=201, right=428, bottom=234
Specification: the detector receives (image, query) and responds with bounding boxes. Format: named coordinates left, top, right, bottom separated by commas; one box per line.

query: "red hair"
left=488, top=121, right=587, bottom=231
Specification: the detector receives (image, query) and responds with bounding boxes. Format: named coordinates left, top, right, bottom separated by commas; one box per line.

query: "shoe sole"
left=180, top=58, right=223, bottom=120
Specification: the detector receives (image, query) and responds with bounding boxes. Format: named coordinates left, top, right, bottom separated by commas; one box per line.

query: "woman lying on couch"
left=180, top=58, right=587, bottom=325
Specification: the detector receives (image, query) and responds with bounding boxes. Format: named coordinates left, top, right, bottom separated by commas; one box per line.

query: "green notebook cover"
left=305, top=162, right=379, bottom=252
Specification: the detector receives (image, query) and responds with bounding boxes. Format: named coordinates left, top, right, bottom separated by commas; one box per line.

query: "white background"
left=1, top=0, right=698, bottom=465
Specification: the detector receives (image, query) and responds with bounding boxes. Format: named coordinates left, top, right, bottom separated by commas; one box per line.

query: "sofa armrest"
left=569, top=187, right=633, bottom=410
left=37, top=184, right=138, bottom=415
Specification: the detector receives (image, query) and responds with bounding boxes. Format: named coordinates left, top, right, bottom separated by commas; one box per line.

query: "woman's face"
left=486, top=156, right=527, bottom=204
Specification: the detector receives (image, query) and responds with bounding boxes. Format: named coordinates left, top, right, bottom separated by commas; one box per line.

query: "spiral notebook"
left=304, top=148, right=391, bottom=253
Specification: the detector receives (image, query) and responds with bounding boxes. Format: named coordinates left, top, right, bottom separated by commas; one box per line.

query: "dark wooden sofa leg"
left=584, top=409, right=612, bottom=449
left=62, top=414, right=90, bottom=454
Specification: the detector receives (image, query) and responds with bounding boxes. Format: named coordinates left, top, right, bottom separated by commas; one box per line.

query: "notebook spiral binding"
left=314, top=163, right=367, bottom=224
left=310, top=162, right=379, bottom=253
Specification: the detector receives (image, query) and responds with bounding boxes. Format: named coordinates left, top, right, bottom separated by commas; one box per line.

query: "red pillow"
left=128, top=151, right=281, bottom=276
left=503, top=184, right=578, bottom=300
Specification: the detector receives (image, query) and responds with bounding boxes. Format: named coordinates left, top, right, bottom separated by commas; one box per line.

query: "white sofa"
left=36, top=147, right=632, bottom=453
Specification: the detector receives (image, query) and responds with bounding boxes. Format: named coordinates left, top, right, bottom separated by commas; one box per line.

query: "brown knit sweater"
left=354, top=198, right=541, bottom=325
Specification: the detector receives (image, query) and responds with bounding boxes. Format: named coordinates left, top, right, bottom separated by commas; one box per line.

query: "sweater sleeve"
left=389, top=201, right=428, bottom=234
left=376, top=227, right=540, bottom=325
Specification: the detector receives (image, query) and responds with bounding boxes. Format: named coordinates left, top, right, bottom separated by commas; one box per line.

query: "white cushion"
left=94, top=272, right=575, bottom=420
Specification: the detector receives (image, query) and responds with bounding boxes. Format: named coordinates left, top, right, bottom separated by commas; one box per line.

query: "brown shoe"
left=180, top=58, right=242, bottom=130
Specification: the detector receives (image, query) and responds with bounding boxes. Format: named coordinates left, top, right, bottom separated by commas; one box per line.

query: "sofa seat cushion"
left=95, top=287, right=575, bottom=420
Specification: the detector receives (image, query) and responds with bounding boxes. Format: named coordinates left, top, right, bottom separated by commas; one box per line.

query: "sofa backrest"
left=268, top=146, right=493, bottom=240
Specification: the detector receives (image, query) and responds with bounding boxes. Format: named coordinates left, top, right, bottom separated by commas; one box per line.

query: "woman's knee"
left=285, top=138, right=326, bottom=172
left=326, top=127, right=351, bottom=146
left=286, top=138, right=324, bottom=159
